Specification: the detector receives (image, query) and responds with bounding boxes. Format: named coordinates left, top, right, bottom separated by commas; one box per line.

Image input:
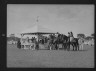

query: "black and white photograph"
left=7, top=4, right=94, bottom=68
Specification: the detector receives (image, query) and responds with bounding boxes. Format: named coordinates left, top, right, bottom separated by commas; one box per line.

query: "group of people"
left=17, top=32, right=84, bottom=51
left=47, top=32, right=83, bottom=50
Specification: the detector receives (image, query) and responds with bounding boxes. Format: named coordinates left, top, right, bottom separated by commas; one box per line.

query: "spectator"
left=17, top=39, right=21, bottom=49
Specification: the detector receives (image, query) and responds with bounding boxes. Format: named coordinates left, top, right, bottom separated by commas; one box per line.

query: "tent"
left=21, top=24, right=56, bottom=35
left=19, top=17, right=57, bottom=49
left=20, top=24, right=57, bottom=40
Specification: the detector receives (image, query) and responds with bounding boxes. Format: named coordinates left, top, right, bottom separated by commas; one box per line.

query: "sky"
left=7, top=4, right=94, bottom=37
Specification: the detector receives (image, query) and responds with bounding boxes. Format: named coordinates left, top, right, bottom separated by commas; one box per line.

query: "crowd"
left=17, top=35, right=49, bottom=49
left=17, top=32, right=85, bottom=51
left=15, top=31, right=94, bottom=51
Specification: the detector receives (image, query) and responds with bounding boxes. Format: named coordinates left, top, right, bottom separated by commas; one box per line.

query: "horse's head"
left=68, top=31, right=73, bottom=37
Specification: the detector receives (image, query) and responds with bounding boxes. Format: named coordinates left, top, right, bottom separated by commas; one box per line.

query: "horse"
left=54, top=34, right=65, bottom=50
left=61, top=35, right=69, bottom=50
left=48, top=34, right=62, bottom=50
left=48, top=34, right=56, bottom=50
left=49, top=34, right=69, bottom=50
left=68, top=32, right=79, bottom=51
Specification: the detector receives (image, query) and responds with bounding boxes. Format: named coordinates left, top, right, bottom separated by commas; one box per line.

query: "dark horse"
left=68, top=32, right=79, bottom=51
left=48, top=34, right=57, bottom=50
left=56, top=34, right=69, bottom=50
left=62, top=35, right=69, bottom=50
left=48, top=33, right=69, bottom=50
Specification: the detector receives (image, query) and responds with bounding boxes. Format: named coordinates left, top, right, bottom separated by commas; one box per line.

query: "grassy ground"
left=7, top=44, right=94, bottom=68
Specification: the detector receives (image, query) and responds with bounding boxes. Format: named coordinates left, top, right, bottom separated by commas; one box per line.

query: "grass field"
left=7, top=44, right=94, bottom=68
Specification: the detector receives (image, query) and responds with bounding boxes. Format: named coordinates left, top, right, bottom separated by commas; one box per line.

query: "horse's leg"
left=49, top=44, right=51, bottom=50
left=66, top=43, right=68, bottom=50
left=72, top=43, right=75, bottom=51
left=30, top=45, right=31, bottom=49
left=48, top=43, right=51, bottom=50
left=56, top=43, right=58, bottom=50
left=51, top=43, right=53, bottom=50
left=64, top=42, right=66, bottom=50
left=74, top=42, right=77, bottom=51
left=75, top=43, right=77, bottom=51
left=74, top=43, right=77, bottom=51
left=50, top=44, right=52, bottom=50
left=52, top=43, right=55, bottom=50
left=48, top=43, right=50, bottom=50
left=55, top=43, right=57, bottom=50
left=31, top=45, right=34, bottom=50
left=77, top=43, right=79, bottom=51
left=55, top=42, right=57, bottom=50
left=73, top=43, right=75, bottom=51
left=76, top=42, right=79, bottom=51
left=62, top=43, right=64, bottom=50
left=54, top=43, right=56, bottom=50
left=49, top=44, right=52, bottom=50
left=55, top=43, right=58, bottom=50
left=52, top=42, right=54, bottom=50
left=71, top=42, right=74, bottom=51
left=33, top=43, right=36, bottom=50
left=67, top=42, right=70, bottom=51
left=54, top=42, right=57, bottom=50
left=57, top=43, right=59, bottom=50
left=58, top=43, right=60, bottom=50
left=63, top=43, right=65, bottom=50
left=66, top=42, right=68, bottom=50
left=62, top=41, right=63, bottom=50
left=63, top=43, right=66, bottom=50
left=65, top=43, right=68, bottom=50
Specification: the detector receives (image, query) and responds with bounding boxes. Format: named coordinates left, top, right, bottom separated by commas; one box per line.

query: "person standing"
left=35, top=40, right=39, bottom=50
left=78, top=38, right=84, bottom=50
left=17, top=39, right=21, bottom=49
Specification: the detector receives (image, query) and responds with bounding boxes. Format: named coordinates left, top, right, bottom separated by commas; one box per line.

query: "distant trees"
left=85, top=36, right=92, bottom=40
left=77, top=33, right=85, bottom=38
left=85, top=33, right=94, bottom=41
left=7, top=34, right=20, bottom=41
left=9, top=34, right=15, bottom=37
left=91, top=33, right=94, bottom=37
left=8, top=34, right=16, bottom=41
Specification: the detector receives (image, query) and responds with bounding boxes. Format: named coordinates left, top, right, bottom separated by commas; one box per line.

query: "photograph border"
left=0, top=0, right=95, bottom=71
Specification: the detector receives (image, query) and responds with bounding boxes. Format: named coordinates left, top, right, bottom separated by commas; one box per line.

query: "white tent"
left=20, top=24, right=57, bottom=40
left=21, top=24, right=57, bottom=35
